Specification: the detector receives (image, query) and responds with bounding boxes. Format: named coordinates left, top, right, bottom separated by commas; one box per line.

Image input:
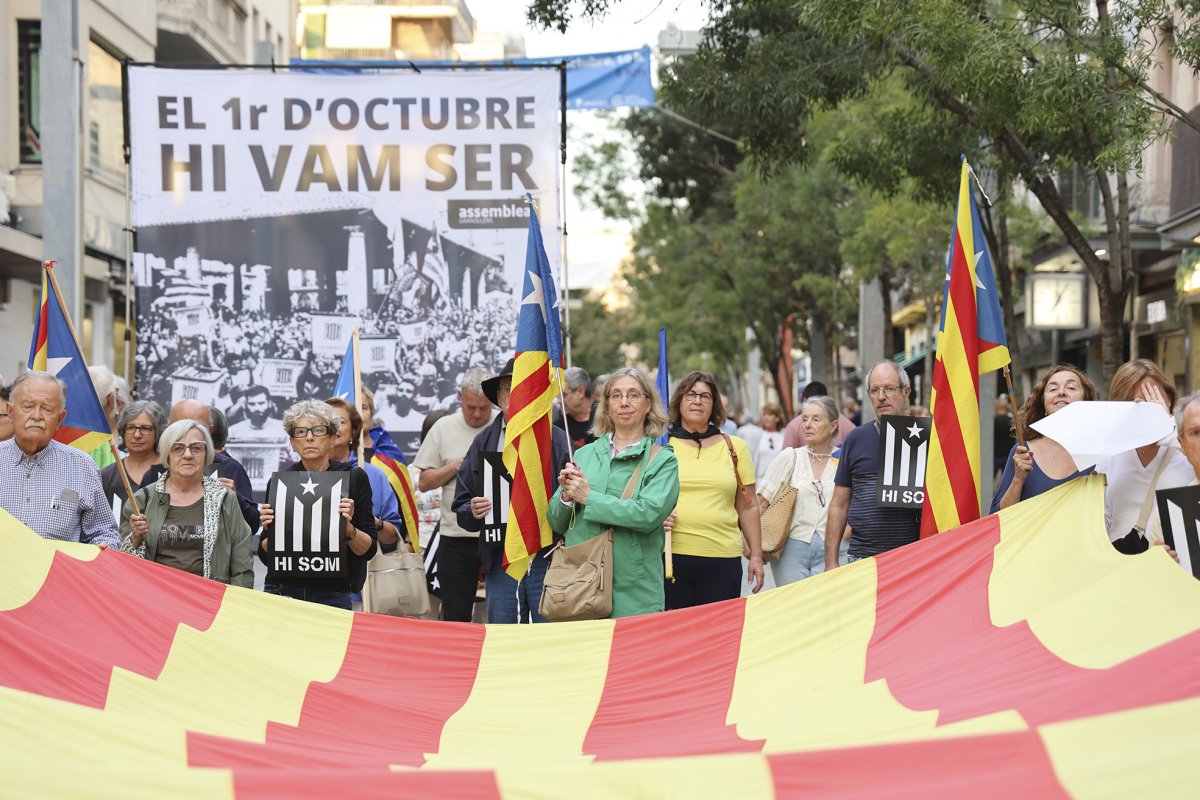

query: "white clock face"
left=1030, top=276, right=1086, bottom=329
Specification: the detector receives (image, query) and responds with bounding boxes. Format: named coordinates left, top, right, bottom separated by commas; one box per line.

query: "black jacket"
left=452, top=415, right=571, bottom=551
left=258, top=459, right=378, bottom=592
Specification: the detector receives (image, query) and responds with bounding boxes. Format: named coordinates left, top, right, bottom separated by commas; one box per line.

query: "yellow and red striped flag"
left=920, top=160, right=1011, bottom=536
left=502, top=202, right=563, bottom=579
left=368, top=427, right=422, bottom=553
left=3, top=477, right=1200, bottom=796
left=27, top=266, right=112, bottom=453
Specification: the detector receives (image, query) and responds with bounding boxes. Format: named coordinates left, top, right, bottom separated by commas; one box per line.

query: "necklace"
left=808, top=448, right=833, bottom=461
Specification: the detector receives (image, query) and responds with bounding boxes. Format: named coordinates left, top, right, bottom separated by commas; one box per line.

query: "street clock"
left=1026, top=273, right=1087, bottom=330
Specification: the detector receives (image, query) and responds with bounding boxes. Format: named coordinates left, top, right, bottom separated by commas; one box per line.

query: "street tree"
left=532, top=0, right=1200, bottom=382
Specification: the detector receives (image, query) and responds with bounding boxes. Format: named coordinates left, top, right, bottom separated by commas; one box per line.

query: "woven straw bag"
left=759, top=450, right=799, bottom=562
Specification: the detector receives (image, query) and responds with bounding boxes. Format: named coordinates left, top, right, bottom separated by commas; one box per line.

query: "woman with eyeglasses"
left=991, top=364, right=1096, bottom=513
left=257, top=400, right=378, bottom=609
left=662, top=371, right=765, bottom=609
left=101, top=400, right=167, bottom=517
left=120, top=419, right=253, bottom=587
left=548, top=368, right=680, bottom=617
left=757, top=396, right=846, bottom=585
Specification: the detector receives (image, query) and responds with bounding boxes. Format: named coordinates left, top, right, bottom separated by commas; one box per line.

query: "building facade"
left=0, top=0, right=293, bottom=384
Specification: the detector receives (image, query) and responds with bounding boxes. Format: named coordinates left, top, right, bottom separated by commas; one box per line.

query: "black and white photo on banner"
left=127, top=67, right=563, bottom=467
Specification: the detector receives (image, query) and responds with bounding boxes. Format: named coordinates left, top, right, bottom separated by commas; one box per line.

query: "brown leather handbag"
left=540, top=444, right=660, bottom=622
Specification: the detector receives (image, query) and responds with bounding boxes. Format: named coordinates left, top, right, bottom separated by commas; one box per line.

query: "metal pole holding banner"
left=44, top=261, right=141, bottom=517
left=558, top=61, right=572, bottom=368
left=352, top=325, right=365, bottom=466
left=120, top=58, right=135, bottom=387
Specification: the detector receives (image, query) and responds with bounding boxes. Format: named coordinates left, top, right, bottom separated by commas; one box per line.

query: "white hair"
left=158, top=419, right=215, bottom=467
left=89, top=365, right=115, bottom=404
left=460, top=367, right=491, bottom=397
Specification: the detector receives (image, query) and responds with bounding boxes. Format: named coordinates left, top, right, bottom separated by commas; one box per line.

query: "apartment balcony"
left=156, top=0, right=249, bottom=65
left=299, top=0, right=476, bottom=61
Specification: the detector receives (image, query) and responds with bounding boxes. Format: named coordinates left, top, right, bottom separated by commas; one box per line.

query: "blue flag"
left=524, top=196, right=564, bottom=368
left=656, top=327, right=670, bottom=446
left=333, top=336, right=356, bottom=406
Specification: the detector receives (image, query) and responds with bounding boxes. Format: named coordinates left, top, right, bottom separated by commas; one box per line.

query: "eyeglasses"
left=684, top=391, right=713, bottom=403
left=607, top=392, right=645, bottom=403
left=169, top=442, right=207, bottom=456
left=290, top=425, right=331, bottom=439
left=868, top=386, right=902, bottom=398
left=125, top=424, right=156, bottom=435
left=812, top=480, right=826, bottom=508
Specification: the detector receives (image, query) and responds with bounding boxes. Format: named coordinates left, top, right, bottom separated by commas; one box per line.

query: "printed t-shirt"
left=670, top=435, right=755, bottom=558
left=156, top=497, right=205, bottom=576
left=833, top=422, right=920, bottom=558
left=413, top=410, right=494, bottom=539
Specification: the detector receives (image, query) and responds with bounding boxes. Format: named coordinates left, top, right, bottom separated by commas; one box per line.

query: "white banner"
left=128, top=67, right=562, bottom=455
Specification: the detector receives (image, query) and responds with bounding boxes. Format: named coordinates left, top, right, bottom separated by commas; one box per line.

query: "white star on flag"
left=522, top=271, right=548, bottom=323
left=300, top=477, right=319, bottom=495
left=46, top=357, right=72, bottom=376
left=947, top=253, right=987, bottom=290
left=906, top=421, right=925, bottom=439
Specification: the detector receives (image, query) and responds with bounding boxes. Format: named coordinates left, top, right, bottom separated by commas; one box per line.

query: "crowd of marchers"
left=0, top=355, right=1192, bottom=622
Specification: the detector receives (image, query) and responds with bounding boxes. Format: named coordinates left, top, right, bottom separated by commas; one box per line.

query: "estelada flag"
left=921, top=160, right=1011, bottom=536
left=368, top=427, right=421, bottom=554
left=502, top=199, right=562, bottom=579
left=332, top=335, right=356, bottom=406
left=26, top=266, right=111, bottom=453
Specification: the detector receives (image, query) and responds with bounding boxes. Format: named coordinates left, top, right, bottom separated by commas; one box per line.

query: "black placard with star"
left=875, top=415, right=932, bottom=509
left=267, top=471, right=350, bottom=578
left=1155, top=485, right=1200, bottom=579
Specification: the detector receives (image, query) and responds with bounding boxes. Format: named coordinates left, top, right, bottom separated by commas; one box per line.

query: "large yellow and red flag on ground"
left=1, top=477, right=1198, bottom=796
left=502, top=201, right=564, bottom=579
left=921, top=161, right=1011, bottom=537
left=26, top=265, right=112, bottom=453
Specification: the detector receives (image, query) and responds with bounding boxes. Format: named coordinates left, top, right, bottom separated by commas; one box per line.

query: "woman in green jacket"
left=121, top=419, right=253, bottom=588
left=548, top=367, right=679, bottom=617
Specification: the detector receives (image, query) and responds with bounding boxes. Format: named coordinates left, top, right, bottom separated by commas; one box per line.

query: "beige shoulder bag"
left=540, top=444, right=661, bottom=622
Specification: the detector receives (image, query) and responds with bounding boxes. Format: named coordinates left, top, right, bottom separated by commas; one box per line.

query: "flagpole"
left=552, top=368, right=575, bottom=462
left=1003, top=364, right=1026, bottom=449
left=351, top=325, right=365, bottom=465
left=43, top=260, right=141, bottom=517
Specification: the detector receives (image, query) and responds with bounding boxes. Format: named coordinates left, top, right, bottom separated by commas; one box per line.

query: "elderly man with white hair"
left=413, top=367, right=496, bottom=622
left=0, top=371, right=119, bottom=547
left=87, top=365, right=120, bottom=469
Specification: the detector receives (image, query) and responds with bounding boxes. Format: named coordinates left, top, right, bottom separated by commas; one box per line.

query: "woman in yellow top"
left=664, top=371, right=765, bottom=609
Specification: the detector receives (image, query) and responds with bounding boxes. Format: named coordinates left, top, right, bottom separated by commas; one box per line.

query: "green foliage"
left=567, top=294, right=638, bottom=379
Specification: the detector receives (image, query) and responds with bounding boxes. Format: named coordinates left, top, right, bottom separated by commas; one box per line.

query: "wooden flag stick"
left=351, top=325, right=365, bottom=467
left=43, top=261, right=141, bottom=517
left=1003, top=364, right=1026, bottom=449
left=665, top=529, right=674, bottom=582
left=553, top=366, right=575, bottom=462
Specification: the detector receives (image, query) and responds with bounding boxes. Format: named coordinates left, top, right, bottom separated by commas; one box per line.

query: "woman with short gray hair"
left=121, top=418, right=253, bottom=587
left=757, top=396, right=847, bottom=585
left=257, top=400, right=377, bottom=609
left=101, top=400, right=167, bottom=519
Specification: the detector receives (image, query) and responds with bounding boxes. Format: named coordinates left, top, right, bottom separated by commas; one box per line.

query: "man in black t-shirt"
left=551, top=366, right=597, bottom=450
